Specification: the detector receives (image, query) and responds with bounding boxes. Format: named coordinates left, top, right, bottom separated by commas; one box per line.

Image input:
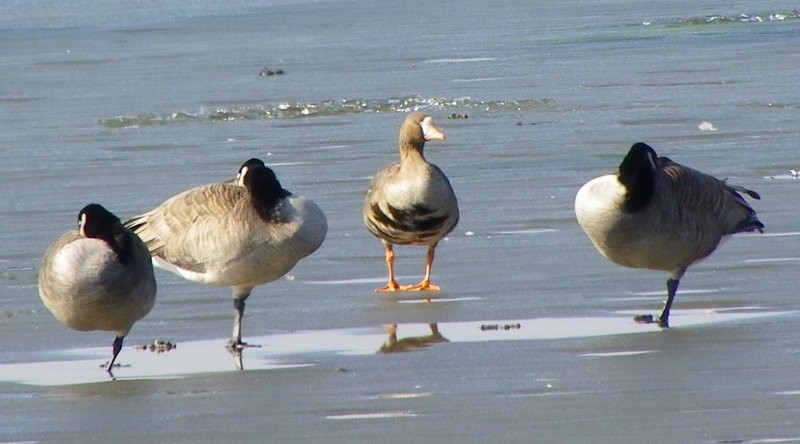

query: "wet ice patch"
left=305, top=276, right=395, bottom=285
left=0, top=308, right=791, bottom=386
left=759, top=232, right=800, bottom=237
left=490, top=228, right=558, bottom=235
left=420, top=57, right=496, bottom=64
left=452, top=77, right=501, bottom=83
left=369, top=392, right=432, bottom=400
left=0, top=338, right=310, bottom=386
left=745, top=257, right=800, bottom=264
left=396, top=296, right=481, bottom=304
left=630, top=288, right=719, bottom=297
left=326, top=411, right=418, bottom=420
left=765, top=172, right=800, bottom=180
left=578, top=350, right=657, bottom=357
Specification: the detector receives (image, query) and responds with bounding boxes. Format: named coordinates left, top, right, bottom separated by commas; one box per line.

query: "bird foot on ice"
left=633, top=314, right=669, bottom=328
left=226, top=340, right=262, bottom=351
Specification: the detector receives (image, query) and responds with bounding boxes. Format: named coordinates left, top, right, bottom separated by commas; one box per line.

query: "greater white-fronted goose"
left=363, top=112, right=459, bottom=292
left=125, top=159, right=327, bottom=349
left=38, top=204, right=157, bottom=375
left=574, top=142, right=764, bottom=327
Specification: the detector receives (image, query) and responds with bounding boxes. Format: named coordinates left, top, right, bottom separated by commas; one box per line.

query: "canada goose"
left=38, top=204, right=156, bottom=375
left=574, top=142, right=764, bottom=327
left=125, top=159, right=327, bottom=349
left=363, top=112, right=459, bottom=292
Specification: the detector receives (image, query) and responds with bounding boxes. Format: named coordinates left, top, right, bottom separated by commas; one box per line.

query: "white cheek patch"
left=78, top=213, right=88, bottom=237
left=236, top=166, right=249, bottom=187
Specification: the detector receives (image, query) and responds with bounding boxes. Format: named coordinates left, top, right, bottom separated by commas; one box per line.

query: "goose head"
left=235, top=158, right=268, bottom=187
left=618, top=142, right=658, bottom=213
left=238, top=159, right=291, bottom=221
left=399, top=112, right=446, bottom=158
left=78, top=203, right=132, bottom=264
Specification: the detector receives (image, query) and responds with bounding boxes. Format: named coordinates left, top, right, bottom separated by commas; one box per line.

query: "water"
left=2, top=0, right=800, bottom=442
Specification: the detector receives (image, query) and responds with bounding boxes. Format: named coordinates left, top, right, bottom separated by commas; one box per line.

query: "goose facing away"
left=574, top=142, right=764, bottom=327
left=38, top=204, right=157, bottom=375
left=125, top=159, right=327, bottom=349
left=363, top=112, right=459, bottom=292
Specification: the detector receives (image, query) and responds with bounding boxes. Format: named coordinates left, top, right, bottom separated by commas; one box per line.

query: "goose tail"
left=724, top=182, right=764, bottom=234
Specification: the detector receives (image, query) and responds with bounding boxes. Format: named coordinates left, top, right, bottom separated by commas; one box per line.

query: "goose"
left=363, top=112, right=459, bottom=292
left=574, top=142, right=764, bottom=327
left=38, top=204, right=157, bottom=375
left=125, top=159, right=327, bottom=349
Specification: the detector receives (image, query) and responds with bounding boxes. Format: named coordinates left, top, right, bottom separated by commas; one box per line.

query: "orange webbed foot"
left=401, top=280, right=440, bottom=292
left=375, top=281, right=401, bottom=292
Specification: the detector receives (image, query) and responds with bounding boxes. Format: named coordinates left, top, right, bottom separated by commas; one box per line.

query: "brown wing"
left=124, top=183, right=247, bottom=271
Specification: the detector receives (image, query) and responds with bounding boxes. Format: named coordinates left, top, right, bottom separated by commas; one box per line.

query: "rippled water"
left=1, top=1, right=799, bottom=443
left=100, top=96, right=554, bottom=127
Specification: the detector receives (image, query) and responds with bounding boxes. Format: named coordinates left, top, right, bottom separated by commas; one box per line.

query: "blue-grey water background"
left=2, top=0, right=799, bottom=442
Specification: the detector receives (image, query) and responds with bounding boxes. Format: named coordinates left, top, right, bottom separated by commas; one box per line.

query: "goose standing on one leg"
left=125, top=159, right=327, bottom=349
left=363, top=112, right=459, bottom=292
left=574, top=142, right=764, bottom=327
left=38, top=204, right=157, bottom=375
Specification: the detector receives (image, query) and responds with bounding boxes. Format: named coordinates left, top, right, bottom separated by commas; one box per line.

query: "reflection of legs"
left=380, top=323, right=448, bottom=353
left=404, top=244, right=440, bottom=291
left=428, top=323, right=442, bottom=340
left=379, top=324, right=399, bottom=353
left=229, top=347, right=244, bottom=371
left=375, top=244, right=400, bottom=292
left=387, top=323, right=398, bottom=342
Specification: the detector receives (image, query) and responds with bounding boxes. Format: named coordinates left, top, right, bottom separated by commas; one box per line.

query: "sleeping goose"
left=574, top=142, right=764, bottom=327
left=125, top=159, right=327, bottom=349
left=38, top=204, right=156, bottom=375
left=363, top=112, right=459, bottom=292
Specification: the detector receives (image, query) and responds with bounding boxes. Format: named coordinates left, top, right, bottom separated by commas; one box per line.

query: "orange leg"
left=403, top=244, right=440, bottom=292
left=375, top=244, right=401, bottom=292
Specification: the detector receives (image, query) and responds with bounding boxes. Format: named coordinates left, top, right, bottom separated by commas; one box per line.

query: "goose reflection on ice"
left=379, top=323, right=448, bottom=353
left=229, top=347, right=244, bottom=370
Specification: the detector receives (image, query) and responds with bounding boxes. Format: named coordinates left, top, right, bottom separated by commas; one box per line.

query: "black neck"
left=246, top=168, right=291, bottom=221
left=107, top=228, right=134, bottom=265
left=618, top=143, right=657, bottom=213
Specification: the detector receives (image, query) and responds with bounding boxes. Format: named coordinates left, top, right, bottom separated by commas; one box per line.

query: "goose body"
left=38, top=204, right=156, bottom=374
left=125, top=159, right=327, bottom=348
left=363, top=112, right=459, bottom=292
left=574, top=143, right=763, bottom=327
